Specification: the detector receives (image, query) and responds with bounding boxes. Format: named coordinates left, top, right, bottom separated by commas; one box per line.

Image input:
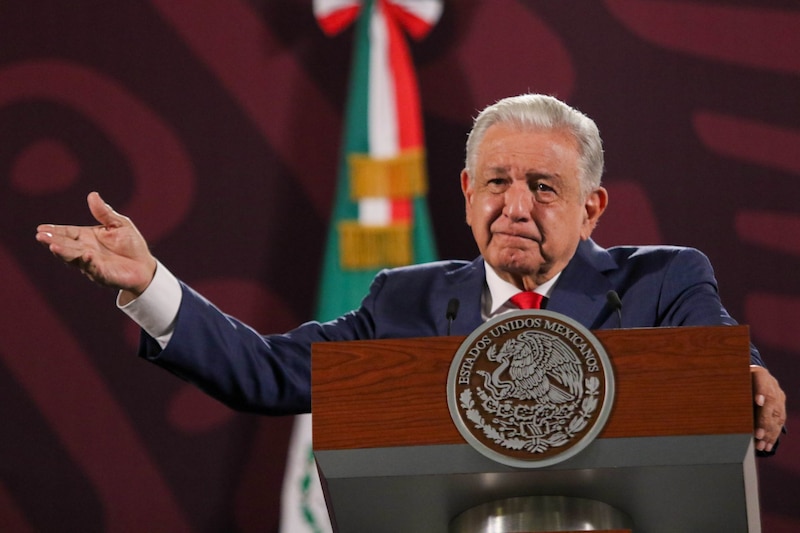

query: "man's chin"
left=487, top=252, right=546, bottom=278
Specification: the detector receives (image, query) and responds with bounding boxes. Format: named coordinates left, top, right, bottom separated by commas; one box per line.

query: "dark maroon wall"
left=2, top=1, right=798, bottom=531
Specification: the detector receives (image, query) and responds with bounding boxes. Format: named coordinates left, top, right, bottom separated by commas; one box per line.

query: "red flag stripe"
left=383, top=0, right=424, bottom=149
left=315, top=5, right=362, bottom=36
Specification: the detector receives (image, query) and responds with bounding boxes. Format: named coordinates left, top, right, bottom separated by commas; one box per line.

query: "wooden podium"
left=312, top=326, right=761, bottom=532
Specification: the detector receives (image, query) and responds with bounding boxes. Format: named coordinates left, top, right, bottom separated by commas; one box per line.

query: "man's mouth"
left=493, top=230, right=537, bottom=242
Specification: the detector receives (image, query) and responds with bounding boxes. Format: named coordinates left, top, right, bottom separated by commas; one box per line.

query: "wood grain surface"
left=312, top=326, right=753, bottom=450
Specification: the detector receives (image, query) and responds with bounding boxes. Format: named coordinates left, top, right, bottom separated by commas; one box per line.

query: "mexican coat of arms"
left=447, top=310, right=615, bottom=468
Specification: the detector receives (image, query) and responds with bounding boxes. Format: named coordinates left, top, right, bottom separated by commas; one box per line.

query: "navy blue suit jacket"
left=140, top=239, right=763, bottom=414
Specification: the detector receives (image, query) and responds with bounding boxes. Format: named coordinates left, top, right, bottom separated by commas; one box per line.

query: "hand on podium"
left=751, top=364, right=786, bottom=454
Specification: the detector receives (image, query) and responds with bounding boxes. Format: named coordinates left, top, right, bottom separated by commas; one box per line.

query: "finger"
left=35, top=225, right=92, bottom=261
left=754, top=403, right=785, bottom=451
left=45, top=237, right=89, bottom=262
left=754, top=421, right=774, bottom=452
left=87, top=191, right=126, bottom=229
left=37, top=226, right=84, bottom=249
left=36, top=223, right=84, bottom=241
left=755, top=418, right=777, bottom=443
left=35, top=227, right=53, bottom=245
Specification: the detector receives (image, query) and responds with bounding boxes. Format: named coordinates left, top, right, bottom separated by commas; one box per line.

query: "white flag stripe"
left=390, top=0, right=443, bottom=24
left=368, top=0, right=398, bottom=159
left=312, top=0, right=360, bottom=19
left=359, top=197, right=392, bottom=225
left=360, top=0, right=398, bottom=225
left=280, top=413, right=332, bottom=533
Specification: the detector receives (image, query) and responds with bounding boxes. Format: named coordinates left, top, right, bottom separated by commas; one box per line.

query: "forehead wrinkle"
left=485, top=165, right=510, bottom=176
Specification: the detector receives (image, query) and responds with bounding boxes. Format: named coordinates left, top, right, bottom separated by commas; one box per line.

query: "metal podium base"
left=449, top=496, right=634, bottom=532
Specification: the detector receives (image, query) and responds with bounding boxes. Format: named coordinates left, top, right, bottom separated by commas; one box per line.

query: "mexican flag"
left=280, top=1, right=442, bottom=531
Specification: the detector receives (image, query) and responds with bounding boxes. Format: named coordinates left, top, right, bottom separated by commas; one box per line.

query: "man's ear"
left=461, top=169, right=473, bottom=226
left=581, top=186, right=608, bottom=240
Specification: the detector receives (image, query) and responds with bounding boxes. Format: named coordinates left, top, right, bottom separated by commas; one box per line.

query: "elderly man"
left=36, top=93, right=785, bottom=454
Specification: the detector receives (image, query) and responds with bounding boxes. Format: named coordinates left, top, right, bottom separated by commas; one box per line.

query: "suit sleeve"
left=659, top=247, right=765, bottom=366
left=137, top=280, right=381, bottom=415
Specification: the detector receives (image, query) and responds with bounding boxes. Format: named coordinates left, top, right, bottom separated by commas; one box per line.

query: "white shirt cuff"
left=117, top=260, right=181, bottom=349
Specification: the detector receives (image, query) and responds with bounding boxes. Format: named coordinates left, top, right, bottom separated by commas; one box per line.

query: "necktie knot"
left=510, top=291, right=544, bottom=310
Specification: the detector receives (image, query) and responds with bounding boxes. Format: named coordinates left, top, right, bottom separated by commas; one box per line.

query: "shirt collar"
left=484, top=263, right=561, bottom=316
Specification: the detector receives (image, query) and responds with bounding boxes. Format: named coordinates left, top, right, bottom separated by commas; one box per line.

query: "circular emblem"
left=447, top=310, right=615, bottom=468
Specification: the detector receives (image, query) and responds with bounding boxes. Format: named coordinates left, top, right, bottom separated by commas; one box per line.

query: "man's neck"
left=483, top=262, right=560, bottom=316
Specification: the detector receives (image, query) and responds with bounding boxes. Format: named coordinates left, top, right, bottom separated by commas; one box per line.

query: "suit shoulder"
left=606, top=244, right=709, bottom=263
left=379, top=260, right=473, bottom=280
left=364, top=260, right=476, bottom=311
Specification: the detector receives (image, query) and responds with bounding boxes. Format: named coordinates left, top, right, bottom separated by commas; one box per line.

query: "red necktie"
left=510, top=291, right=544, bottom=310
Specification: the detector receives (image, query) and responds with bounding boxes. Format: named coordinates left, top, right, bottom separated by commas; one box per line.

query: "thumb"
left=87, top=192, right=125, bottom=228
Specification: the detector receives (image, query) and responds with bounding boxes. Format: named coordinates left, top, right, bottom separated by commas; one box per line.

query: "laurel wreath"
left=459, top=376, right=601, bottom=454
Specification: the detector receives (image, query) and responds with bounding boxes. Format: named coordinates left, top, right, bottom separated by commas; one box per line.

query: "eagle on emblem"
left=477, top=330, right=583, bottom=403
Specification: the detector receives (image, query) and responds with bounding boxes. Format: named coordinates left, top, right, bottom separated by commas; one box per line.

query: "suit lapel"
left=548, top=239, right=618, bottom=329
left=440, top=241, right=617, bottom=335
left=442, top=258, right=485, bottom=335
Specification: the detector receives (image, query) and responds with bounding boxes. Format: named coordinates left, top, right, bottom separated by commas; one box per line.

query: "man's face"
left=461, top=124, right=607, bottom=288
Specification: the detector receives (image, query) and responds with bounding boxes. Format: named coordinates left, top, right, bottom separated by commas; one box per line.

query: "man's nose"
left=503, top=183, right=533, bottom=220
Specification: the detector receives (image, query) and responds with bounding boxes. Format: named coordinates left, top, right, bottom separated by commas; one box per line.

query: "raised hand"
left=36, top=192, right=157, bottom=299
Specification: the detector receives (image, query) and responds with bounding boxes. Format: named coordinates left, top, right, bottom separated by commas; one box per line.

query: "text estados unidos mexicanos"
left=458, top=318, right=600, bottom=385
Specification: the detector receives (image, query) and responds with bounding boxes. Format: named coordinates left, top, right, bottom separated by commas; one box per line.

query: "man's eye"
left=533, top=182, right=557, bottom=203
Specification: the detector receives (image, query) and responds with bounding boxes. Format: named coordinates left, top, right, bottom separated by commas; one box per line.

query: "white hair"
left=465, top=94, right=604, bottom=197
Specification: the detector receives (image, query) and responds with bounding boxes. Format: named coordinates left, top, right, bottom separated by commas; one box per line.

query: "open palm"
left=36, top=192, right=157, bottom=296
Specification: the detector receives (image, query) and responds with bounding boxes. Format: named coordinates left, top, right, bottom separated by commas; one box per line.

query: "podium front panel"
left=312, top=326, right=759, bottom=532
